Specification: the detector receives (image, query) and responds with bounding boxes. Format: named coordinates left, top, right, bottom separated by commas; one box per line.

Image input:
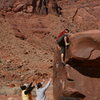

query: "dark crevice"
left=32, top=0, right=61, bottom=15
left=72, top=8, right=79, bottom=22
left=68, top=58, right=100, bottom=78
left=15, top=35, right=27, bottom=40
left=87, top=48, right=95, bottom=59
left=59, top=96, right=84, bottom=100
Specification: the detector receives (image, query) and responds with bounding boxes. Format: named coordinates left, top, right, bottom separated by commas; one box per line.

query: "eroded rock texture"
left=0, top=0, right=61, bottom=15
left=54, top=30, right=100, bottom=100
left=32, top=0, right=61, bottom=15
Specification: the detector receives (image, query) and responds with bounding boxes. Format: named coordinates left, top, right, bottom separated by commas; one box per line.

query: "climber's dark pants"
left=57, top=35, right=65, bottom=55
left=60, top=46, right=65, bottom=55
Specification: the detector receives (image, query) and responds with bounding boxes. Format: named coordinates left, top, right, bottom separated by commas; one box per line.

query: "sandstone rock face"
left=32, top=0, right=61, bottom=15
left=61, top=0, right=100, bottom=33
left=0, top=0, right=61, bottom=15
left=54, top=30, right=100, bottom=100
left=67, top=30, right=100, bottom=67
left=0, top=0, right=15, bottom=10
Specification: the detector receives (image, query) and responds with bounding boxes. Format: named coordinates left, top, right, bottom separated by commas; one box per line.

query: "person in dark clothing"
left=56, top=29, right=70, bottom=65
left=20, top=82, right=35, bottom=100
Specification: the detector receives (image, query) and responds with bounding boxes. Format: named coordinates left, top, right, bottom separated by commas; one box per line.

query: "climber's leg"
left=61, top=47, right=66, bottom=65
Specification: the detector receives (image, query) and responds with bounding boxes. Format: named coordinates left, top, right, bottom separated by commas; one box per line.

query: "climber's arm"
left=64, top=35, right=69, bottom=46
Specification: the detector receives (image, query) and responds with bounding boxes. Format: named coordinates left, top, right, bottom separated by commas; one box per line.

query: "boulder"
left=66, top=30, right=100, bottom=68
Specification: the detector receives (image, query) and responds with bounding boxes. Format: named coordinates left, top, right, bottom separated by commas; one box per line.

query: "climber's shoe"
left=65, top=64, right=69, bottom=67
left=62, top=62, right=66, bottom=66
left=65, top=43, right=70, bottom=46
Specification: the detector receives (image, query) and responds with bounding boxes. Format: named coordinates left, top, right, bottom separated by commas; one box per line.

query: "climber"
left=20, top=82, right=35, bottom=100
left=35, top=78, right=52, bottom=100
left=56, top=29, right=70, bottom=65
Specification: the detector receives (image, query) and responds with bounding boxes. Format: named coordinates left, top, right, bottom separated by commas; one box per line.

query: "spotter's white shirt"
left=35, top=80, right=51, bottom=100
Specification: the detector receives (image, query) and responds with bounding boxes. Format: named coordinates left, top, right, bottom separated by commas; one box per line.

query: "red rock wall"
left=0, top=0, right=61, bottom=15
left=54, top=30, right=100, bottom=100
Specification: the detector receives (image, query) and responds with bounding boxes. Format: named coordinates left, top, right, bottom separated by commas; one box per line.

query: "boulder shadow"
left=68, top=58, right=100, bottom=78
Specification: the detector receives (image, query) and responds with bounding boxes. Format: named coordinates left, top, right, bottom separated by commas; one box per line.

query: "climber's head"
left=65, top=29, right=69, bottom=33
left=37, top=82, right=43, bottom=89
left=20, top=83, right=29, bottom=90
